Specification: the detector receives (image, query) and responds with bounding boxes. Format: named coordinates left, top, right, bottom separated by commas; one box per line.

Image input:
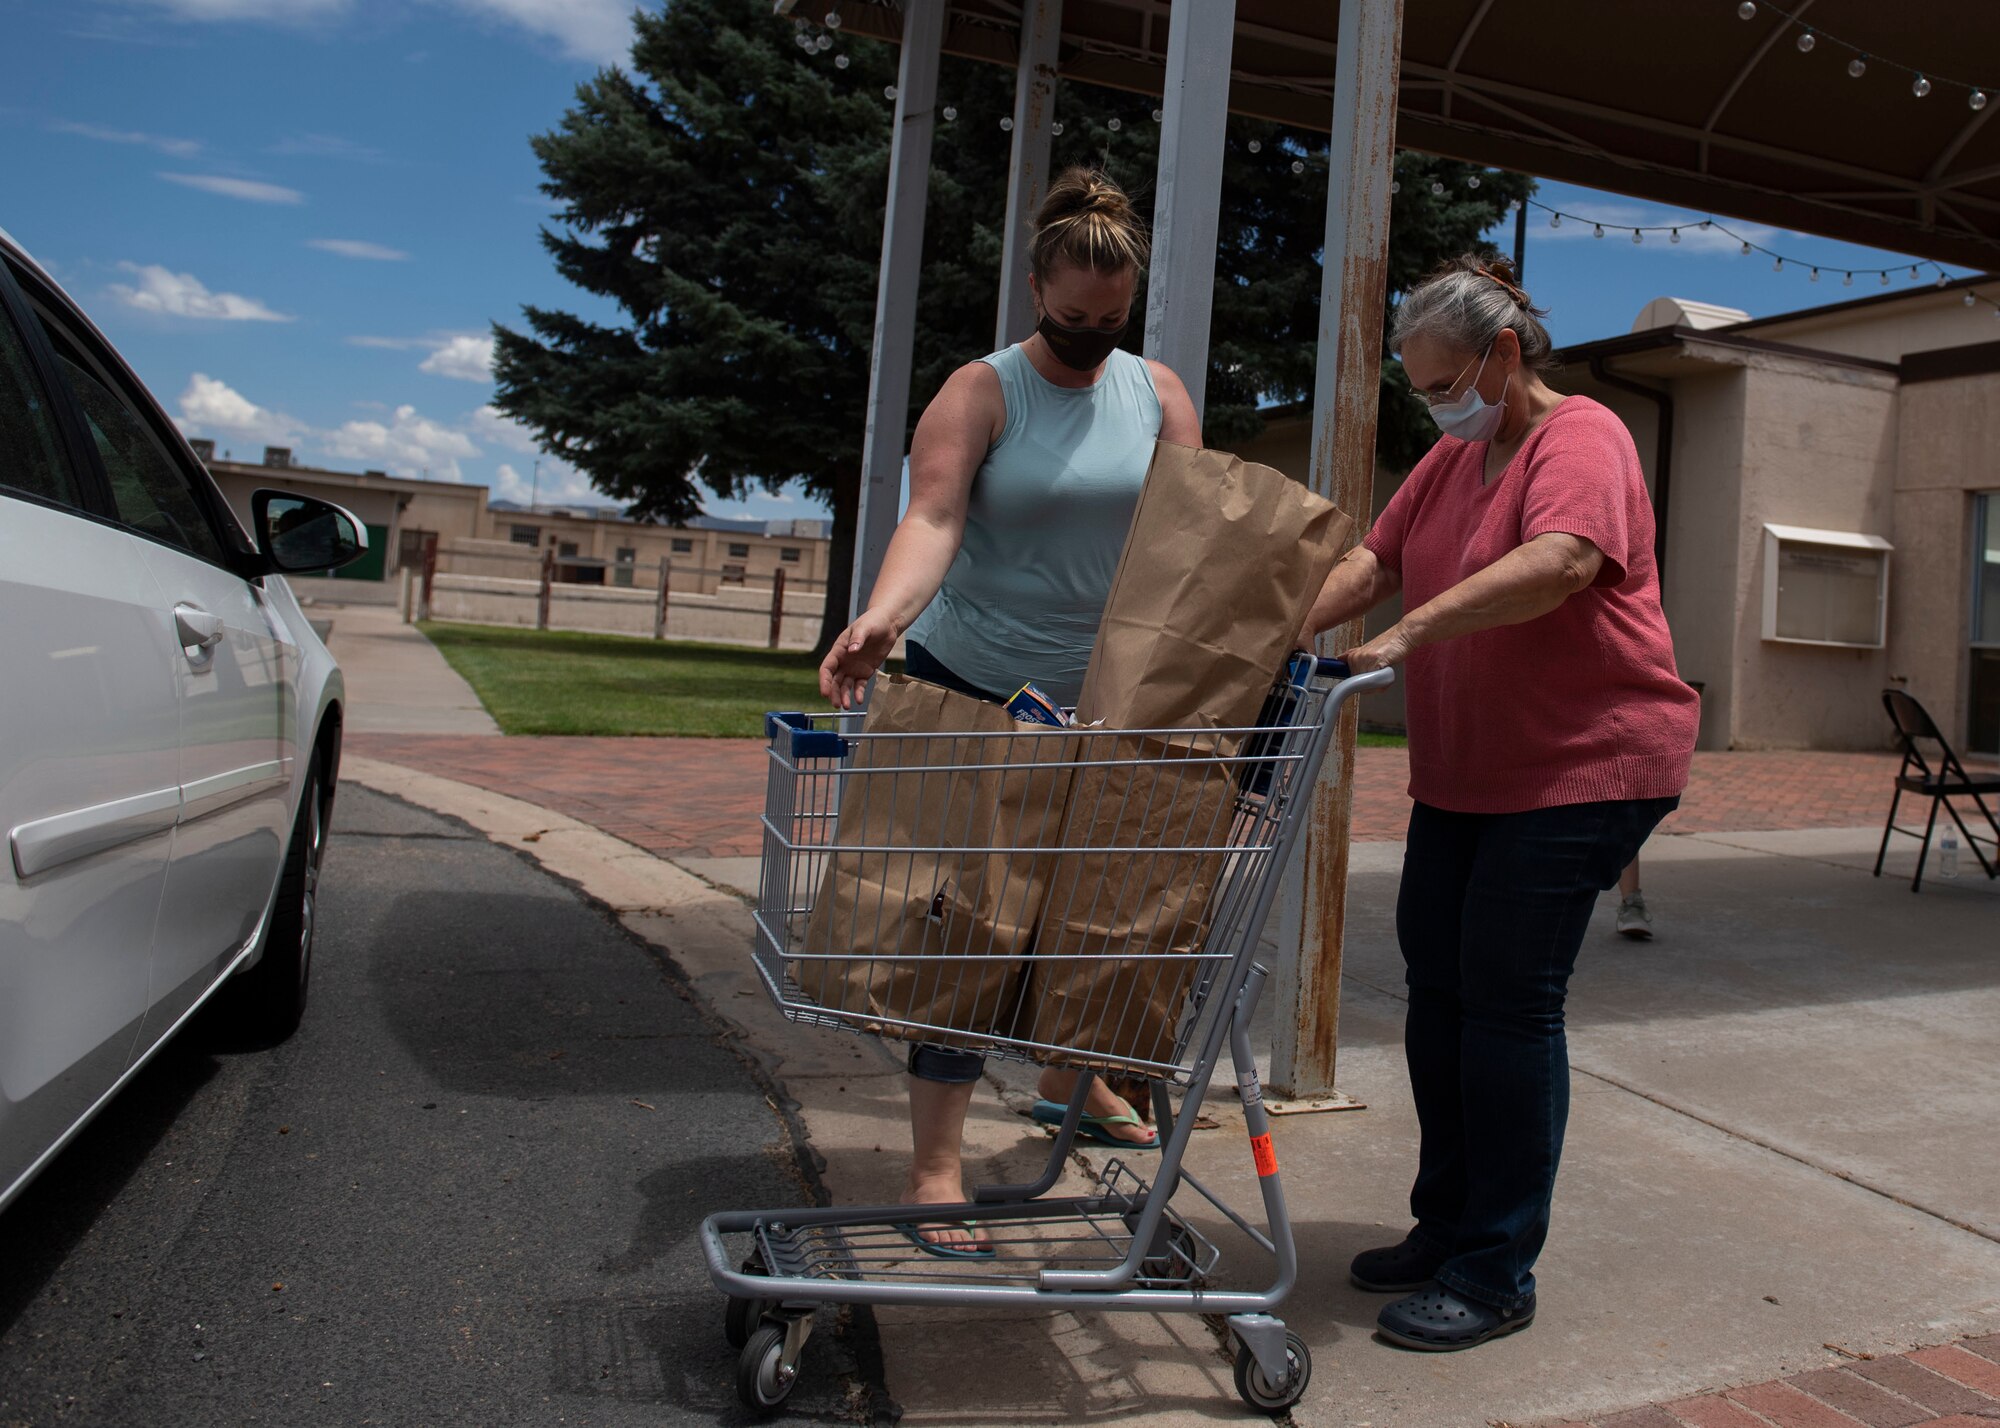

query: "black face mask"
left=1036, top=311, right=1127, bottom=371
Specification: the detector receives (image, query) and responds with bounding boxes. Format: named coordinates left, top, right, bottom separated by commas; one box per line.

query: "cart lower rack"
left=702, top=656, right=1393, bottom=1414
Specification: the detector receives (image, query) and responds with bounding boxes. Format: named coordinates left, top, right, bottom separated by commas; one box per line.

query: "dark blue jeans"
left=1398, top=796, right=1677, bottom=1311
left=899, top=641, right=1003, bottom=1086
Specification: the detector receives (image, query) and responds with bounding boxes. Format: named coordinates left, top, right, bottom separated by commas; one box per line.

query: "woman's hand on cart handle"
left=820, top=608, right=900, bottom=710
left=1341, top=625, right=1414, bottom=674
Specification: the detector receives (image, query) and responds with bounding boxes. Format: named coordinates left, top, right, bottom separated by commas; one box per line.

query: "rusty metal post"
left=849, top=0, right=945, bottom=621
left=769, top=567, right=787, bottom=650
left=419, top=535, right=439, bottom=623
left=654, top=559, right=671, bottom=641
left=537, top=547, right=555, bottom=631
left=995, top=0, right=1062, bottom=349
left=1268, top=0, right=1404, bottom=1104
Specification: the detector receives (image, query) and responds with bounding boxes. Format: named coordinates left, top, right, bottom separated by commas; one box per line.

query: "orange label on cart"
left=1251, top=1133, right=1278, bottom=1178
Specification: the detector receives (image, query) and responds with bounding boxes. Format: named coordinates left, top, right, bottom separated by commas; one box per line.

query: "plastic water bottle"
left=1939, top=831, right=1960, bottom=879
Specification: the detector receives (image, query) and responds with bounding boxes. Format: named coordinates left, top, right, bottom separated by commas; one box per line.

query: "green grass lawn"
left=420, top=621, right=1411, bottom=745
left=420, top=623, right=829, bottom=737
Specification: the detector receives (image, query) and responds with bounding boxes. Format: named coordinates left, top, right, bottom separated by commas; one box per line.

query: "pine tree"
left=491, top=1, right=1533, bottom=655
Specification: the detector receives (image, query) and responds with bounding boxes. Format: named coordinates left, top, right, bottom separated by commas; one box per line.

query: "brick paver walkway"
left=1532, top=1334, right=2000, bottom=1428
left=345, top=735, right=1906, bottom=860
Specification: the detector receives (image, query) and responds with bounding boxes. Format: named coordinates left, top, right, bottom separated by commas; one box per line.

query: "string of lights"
left=1732, top=1, right=1992, bottom=109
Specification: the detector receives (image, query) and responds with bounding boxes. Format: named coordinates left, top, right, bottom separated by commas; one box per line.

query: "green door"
left=332, top=523, right=390, bottom=581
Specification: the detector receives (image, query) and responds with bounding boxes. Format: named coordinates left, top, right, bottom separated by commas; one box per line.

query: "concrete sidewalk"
left=335, top=745, right=2000, bottom=1427
left=314, top=599, right=500, bottom=736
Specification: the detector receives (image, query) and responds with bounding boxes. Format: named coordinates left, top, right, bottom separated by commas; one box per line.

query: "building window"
left=510, top=525, right=541, bottom=546
left=558, top=542, right=579, bottom=558
left=615, top=546, right=636, bottom=563
left=721, top=563, right=746, bottom=584
left=671, top=537, right=694, bottom=554
left=728, top=542, right=750, bottom=559
left=781, top=547, right=801, bottom=563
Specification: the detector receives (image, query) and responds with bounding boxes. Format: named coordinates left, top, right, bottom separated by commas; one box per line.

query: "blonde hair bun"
left=1030, top=167, right=1150, bottom=279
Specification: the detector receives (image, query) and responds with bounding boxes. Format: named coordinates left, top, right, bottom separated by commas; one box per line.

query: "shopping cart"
left=701, top=655, right=1393, bottom=1414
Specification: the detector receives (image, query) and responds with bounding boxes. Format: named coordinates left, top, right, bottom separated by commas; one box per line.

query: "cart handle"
left=1292, top=654, right=1395, bottom=687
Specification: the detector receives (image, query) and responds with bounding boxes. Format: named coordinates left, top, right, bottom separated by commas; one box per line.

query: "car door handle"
left=174, top=604, right=225, bottom=654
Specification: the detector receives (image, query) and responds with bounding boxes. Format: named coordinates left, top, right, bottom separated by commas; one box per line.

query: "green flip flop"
left=894, top=1222, right=997, bottom=1260
left=1029, top=1099, right=1161, bottom=1151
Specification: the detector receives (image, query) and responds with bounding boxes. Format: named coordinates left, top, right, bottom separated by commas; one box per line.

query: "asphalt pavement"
left=0, top=786, right=879, bottom=1428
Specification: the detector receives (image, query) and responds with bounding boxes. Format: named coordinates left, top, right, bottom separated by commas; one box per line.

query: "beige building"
left=193, top=441, right=832, bottom=599
left=1240, top=276, right=2000, bottom=757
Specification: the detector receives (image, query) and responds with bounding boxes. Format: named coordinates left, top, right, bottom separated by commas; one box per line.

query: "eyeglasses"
left=1406, top=346, right=1490, bottom=407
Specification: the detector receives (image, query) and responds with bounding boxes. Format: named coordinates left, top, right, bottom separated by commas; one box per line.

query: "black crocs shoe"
left=1375, top=1287, right=1536, bottom=1352
left=1348, top=1234, right=1448, bottom=1293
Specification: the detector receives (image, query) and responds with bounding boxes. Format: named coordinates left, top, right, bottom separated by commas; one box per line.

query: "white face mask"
left=1427, top=345, right=1509, bottom=442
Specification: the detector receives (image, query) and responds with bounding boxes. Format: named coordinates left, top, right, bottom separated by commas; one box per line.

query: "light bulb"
left=1911, top=265, right=1921, bottom=279
left=1774, top=257, right=1784, bottom=271
left=1737, top=0, right=1755, bottom=16
left=1508, top=199, right=1522, bottom=213
left=1468, top=174, right=1482, bottom=188
left=1292, top=159, right=1306, bottom=175
left=1391, top=180, right=1401, bottom=194
left=824, top=9, right=841, bottom=27
left=1247, top=139, right=1262, bottom=153
left=795, top=16, right=808, bottom=28
left=1151, top=108, right=1163, bottom=123
left=942, top=105, right=957, bottom=121
left=1810, top=267, right=1820, bottom=282
left=1843, top=272, right=1853, bottom=286
left=1700, top=219, right=1713, bottom=228
left=1913, top=75, right=1932, bottom=98
left=1741, top=240, right=1752, bottom=255
left=1670, top=228, right=1682, bottom=244
left=1550, top=213, right=1561, bottom=229
left=1938, top=271, right=1951, bottom=287
left=1632, top=229, right=1643, bottom=244
left=884, top=84, right=897, bottom=100
left=1594, top=223, right=1605, bottom=239
left=1966, top=292, right=1978, bottom=307
left=1848, top=57, right=1867, bottom=78
left=1796, top=30, right=1815, bottom=52
left=1432, top=180, right=1445, bottom=194
left=1880, top=272, right=1891, bottom=286
left=1108, top=117, right=1122, bottom=131
left=795, top=32, right=812, bottom=48
left=816, top=33, right=832, bottom=50
left=1973, top=90, right=1990, bottom=111
left=1051, top=121, right=1063, bottom=135
left=999, top=116, right=1013, bottom=131
left=834, top=53, right=849, bottom=68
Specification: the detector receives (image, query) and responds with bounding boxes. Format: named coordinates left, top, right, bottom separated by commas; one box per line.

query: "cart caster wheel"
left=724, top=1256, right=772, bottom=1349
left=1233, top=1331, right=1311, bottom=1414
left=737, top=1322, right=800, bottom=1412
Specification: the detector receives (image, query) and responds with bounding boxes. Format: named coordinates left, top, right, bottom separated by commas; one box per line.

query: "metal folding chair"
left=1874, top=689, right=2000, bottom=891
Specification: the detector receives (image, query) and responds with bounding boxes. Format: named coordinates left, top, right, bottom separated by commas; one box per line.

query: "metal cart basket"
left=702, top=656, right=1393, bottom=1414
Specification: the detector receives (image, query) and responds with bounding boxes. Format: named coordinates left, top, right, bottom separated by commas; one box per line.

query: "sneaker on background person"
left=1615, top=890, right=1653, bottom=940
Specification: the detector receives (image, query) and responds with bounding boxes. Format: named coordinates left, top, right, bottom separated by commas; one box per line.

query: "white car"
left=0, top=227, right=364, bottom=1212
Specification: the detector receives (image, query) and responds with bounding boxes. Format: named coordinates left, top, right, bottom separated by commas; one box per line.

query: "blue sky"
left=2, top=1, right=1983, bottom=528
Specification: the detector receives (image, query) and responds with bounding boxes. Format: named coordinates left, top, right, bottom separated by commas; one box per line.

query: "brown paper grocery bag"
left=1075, top=441, right=1351, bottom=734
left=795, top=676, right=1075, bottom=1050
left=1022, top=731, right=1236, bottom=1070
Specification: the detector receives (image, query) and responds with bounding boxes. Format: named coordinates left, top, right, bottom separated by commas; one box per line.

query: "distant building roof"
left=1630, top=297, right=1752, bottom=333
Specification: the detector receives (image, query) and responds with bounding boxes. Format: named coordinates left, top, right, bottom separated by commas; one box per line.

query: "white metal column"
left=849, top=0, right=946, bottom=620
left=1269, top=0, right=1405, bottom=1102
left=995, top=0, right=1063, bottom=350
left=1141, top=0, right=1235, bottom=421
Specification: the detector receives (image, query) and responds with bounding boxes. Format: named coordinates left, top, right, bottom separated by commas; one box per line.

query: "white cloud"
left=308, top=238, right=410, bottom=261
left=51, top=120, right=200, bottom=158
left=324, top=405, right=481, bottom=480
left=470, top=403, right=544, bottom=454
left=110, top=263, right=292, bottom=321
left=419, top=334, right=495, bottom=381
left=159, top=172, right=304, bottom=204
left=122, top=0, right=348, bottom=19
left=176, top=373, right=307, bottom=447
left=492, top=458, right=600, bottom=507
left=444, top=0, right=632, bottom=64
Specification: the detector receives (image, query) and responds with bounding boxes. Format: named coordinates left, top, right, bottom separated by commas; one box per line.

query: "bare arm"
left=1299, top=545, right=1401, bottom=647
left=1147, top=360, right=1203, bottom=447
left=819, top=362, right=1000, bottom=707
left=1343, top=531, right=1605, bottom=672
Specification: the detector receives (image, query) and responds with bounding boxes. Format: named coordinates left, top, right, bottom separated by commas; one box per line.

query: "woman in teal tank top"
left=819, top=169, right=1201, bottom=1258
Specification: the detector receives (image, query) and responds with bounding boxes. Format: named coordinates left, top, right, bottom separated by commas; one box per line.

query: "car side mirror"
left=251, top=489, right=369, bottom=574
